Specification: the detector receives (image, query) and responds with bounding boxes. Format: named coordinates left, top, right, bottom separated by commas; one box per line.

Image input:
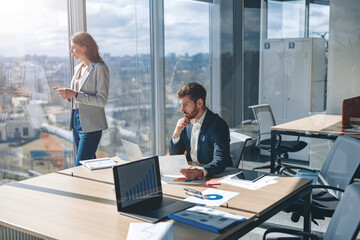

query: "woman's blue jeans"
left=72, top=109, right=102, bottom=166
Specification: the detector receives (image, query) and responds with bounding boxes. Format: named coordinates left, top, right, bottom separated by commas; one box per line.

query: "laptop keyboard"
left=158, top=197, right=176, bottom=208
left=133, top=197, right=177, bottom=212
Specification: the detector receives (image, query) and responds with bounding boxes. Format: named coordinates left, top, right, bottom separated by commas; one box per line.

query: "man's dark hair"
left=177, top=82, right=206, bottom=106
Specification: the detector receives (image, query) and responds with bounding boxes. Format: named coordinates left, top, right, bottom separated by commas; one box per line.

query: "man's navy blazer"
left=169, top=109, right=232, bottom=177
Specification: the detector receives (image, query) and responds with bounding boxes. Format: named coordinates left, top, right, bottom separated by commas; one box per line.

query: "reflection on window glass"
left=267, top=0, right=305, bottom=38
left=164, top=0, right=210, bottom=148
left=86, top=0, right=152, bottom=158
left=0, top=0, right=72, bottom=182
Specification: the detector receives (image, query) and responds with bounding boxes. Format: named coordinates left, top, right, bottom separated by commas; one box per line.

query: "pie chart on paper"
left=203, top=194, right=223, bottom=200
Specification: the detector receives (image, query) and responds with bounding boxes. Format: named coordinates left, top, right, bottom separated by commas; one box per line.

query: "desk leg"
left=270, top=131, right=276, bottom=173
left=303, top=191, right=312, bottom=240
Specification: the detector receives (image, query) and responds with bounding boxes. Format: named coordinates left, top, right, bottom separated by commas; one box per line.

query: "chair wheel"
left=291, top=212, right=301, bottom=222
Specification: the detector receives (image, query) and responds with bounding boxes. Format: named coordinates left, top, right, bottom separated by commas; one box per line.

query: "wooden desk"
left=58, top=161, right=118, bottom=184
left=58, top=165, right=312, bottom=237
left=270, top=114, right=360, bottom=173
left=0, top=173, right=255, bottom=240
left=163, top=175, right=312, bottom=235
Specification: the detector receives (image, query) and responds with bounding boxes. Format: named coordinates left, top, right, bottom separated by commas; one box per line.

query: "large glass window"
left=164, top=0, right=211, bottom=147
left=0, top=0, right=71, bottom=181
left=267, top=0, right=305, bottom=38
left=86, top=0, right=152, bottom=158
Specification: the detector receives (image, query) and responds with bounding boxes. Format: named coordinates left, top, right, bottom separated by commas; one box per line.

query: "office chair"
left=280, top=135, right=360, bottom=224
left=229, top=131, right=252, bottom=168
left=263, top=182, right=360, bottom=240
left=249, top=104, right=307, bottom=173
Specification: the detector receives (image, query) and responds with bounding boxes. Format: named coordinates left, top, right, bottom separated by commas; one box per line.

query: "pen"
left=185, top=191, right=204, bottom=199
left=183, top=187, right=202, bottom=195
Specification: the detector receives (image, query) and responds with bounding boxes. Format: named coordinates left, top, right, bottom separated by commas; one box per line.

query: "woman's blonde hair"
left=70, top=32, right=104, bottom=63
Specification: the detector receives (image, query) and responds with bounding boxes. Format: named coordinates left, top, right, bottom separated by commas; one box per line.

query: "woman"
left=56, top=32, right=110, bottom=166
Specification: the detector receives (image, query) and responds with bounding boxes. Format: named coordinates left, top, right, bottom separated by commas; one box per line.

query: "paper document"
left=184, top=188, right=239, bottom=207
left=159, top=155, right=189, bottom=175
left=161, top=175, right=205, bottom=185
left=126, top=222, right=174, bottom=240
left=79, top=157, right=117, bottom=170
left=219, top=173, right=278, bottom=190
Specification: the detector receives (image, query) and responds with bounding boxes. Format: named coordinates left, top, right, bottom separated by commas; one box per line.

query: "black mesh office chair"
left=281, top=135, right=360, bottom=224
left=249, top=104, right=307, bottom=173
left=229, top=131, right=252, bottom=169
left=263, top=182, right=360, bottom=240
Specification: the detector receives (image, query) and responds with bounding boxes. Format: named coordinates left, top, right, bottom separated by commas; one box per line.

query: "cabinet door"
left=284, top=39, right=312, bottom=122
left=260, top=40, right=285, bottom=124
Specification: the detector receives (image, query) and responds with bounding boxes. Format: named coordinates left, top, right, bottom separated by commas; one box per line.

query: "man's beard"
left=184, top=107, right=199, bottom=120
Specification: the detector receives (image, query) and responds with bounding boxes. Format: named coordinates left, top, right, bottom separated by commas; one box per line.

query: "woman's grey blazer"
left=69, top=62, right=110, bottom=133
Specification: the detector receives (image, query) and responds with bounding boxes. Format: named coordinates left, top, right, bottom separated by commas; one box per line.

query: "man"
left=169, top=82, right=232, bottom=180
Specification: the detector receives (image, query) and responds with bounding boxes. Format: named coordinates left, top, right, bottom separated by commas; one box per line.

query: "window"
left=164, top=0, right=211, bottom=147
left=267, top=0, right=305, bottom=38
left=0, top=0, right=72, bottom=181
left=86, top=0, right=152, bottom=158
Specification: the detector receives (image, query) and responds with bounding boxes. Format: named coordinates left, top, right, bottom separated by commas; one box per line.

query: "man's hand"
left=172, top=117, right=191, bottom=139
left=180, top=168, right=203, bottom=180
left=56, top=88, right=77, bottom=100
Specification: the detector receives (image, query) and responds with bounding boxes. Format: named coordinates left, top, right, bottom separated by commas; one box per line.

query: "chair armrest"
left=312, top=185, right=345, bottom=193
left=279, top=165, right=317, bottom=175
left=263, top=227, right=321, bottom=240
left=257, top=132, right=282, bottom=149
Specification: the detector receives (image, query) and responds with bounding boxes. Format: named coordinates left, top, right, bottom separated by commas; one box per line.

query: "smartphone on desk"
left=231, top=170, right=266, bottom=182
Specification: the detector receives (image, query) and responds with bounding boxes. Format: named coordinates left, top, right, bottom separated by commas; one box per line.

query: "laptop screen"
left=113, top=156, right=162, bottom=209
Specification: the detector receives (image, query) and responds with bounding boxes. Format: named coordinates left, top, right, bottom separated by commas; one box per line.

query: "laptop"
left=121, top=139, right=143, bottom=161
left=113, top=156, right=195, bottom=222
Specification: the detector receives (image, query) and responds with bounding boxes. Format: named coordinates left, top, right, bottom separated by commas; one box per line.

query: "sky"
left=0, top=0, right=329, bottom=58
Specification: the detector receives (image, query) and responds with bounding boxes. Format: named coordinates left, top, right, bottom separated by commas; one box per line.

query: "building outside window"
left=164, top=0, right=211, bottom=147
left=0, top=0, right=72, bottom=181
left=86, top=0, right=152, bottom=158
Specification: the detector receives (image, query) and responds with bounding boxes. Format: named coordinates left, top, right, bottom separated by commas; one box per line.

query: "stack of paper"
left=79, top=157, right=117, bottom=170
left=159, top=155, right=206, bottom=185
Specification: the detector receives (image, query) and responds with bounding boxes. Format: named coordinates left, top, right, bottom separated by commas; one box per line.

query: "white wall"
left=327, top=0, right=360, bottom=113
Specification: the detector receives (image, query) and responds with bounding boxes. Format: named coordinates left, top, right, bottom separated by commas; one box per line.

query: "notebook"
left=121, top=139, right=143, bottom=161
left=113, top=156, right=195, bottom=222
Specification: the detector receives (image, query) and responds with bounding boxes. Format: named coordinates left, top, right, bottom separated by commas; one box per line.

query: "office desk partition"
left=270, top=114, right=360, bottom=173
left=0, top=173, right=256, bottom=240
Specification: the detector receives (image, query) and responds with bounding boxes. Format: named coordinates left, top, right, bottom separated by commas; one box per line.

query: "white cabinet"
left=259, top=38, right=326, bottom=160
left=259, top=38, right=326, bottom=124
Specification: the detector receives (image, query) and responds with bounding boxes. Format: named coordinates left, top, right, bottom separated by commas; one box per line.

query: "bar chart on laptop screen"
left=121, top=160, right=160, bottom=204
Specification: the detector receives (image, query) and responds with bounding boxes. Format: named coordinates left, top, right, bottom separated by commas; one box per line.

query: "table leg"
left=270, top=131, right=276, bottom=173
left=303, top=190, right=312, bottom=240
